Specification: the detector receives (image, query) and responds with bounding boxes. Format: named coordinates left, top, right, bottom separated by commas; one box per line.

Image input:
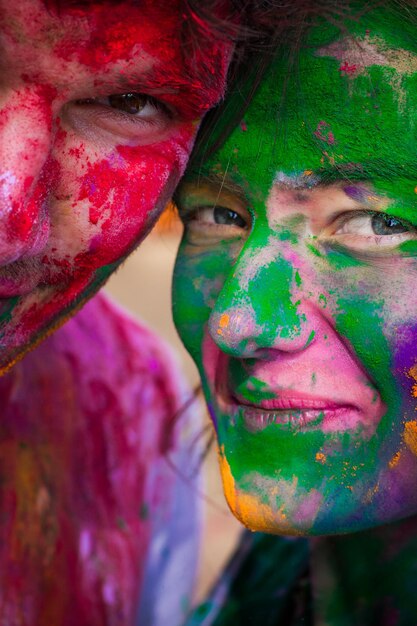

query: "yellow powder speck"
left=388, top=451, right=402, bottom=469
left=408, top=363, right=417, bottom=398
left=217, top=313, right=230, bottom=336
left=404, top=421, right=417, bottom=456
left=414, top=186, right=417, bottom=194
left=364, top=482, right=380, bottom=504
left=315, top=452, right=326, bottom=464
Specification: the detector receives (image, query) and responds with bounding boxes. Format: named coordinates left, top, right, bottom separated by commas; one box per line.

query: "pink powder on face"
left=313, top=121, right=336, bottom=145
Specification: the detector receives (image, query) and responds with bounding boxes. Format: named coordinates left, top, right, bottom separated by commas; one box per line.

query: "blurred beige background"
left=105, top=215, right=242, bottom=604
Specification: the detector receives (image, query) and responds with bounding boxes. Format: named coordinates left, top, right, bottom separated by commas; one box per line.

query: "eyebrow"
left=184, top=158, right=417, bottom=205
left=190, top=173, right=249, bottom=203
left=314, top=159, right=417, bottom=183
left=94, top=72, right=182, bottom=96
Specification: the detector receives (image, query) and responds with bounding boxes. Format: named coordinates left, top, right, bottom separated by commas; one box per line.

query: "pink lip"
left=232, top=392, right=355, bottom=412
left=229, top=392, right=359, bottom=433
left=205, top=335, right=386, bottom=438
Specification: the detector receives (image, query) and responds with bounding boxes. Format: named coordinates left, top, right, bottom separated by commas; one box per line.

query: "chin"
left=217, top=449, right=412, bottom=537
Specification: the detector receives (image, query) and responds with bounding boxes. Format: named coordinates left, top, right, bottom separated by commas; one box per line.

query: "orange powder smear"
left=388, top=451, right=402, bottom=469
left=404, top=420, right=417, bottom=456
left=218, top=447, right=300, bottom=535
left=408, top=364, right=417, bottom=398
left=217, top=313, right=230, bottom=336
left=315, top=452, right=326, bottom=464
left=364, top=482, right=380, bottom=504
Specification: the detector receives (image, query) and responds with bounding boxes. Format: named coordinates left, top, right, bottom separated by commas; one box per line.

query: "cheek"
left=76, top=149, right=173, bottom=260
left=52, top=130, right=195, bottom=272
left=173, top=247, right=230, bottom=339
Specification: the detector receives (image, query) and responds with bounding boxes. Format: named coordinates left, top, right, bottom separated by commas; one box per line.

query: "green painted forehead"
left=187, top=4, right=417, bottom=205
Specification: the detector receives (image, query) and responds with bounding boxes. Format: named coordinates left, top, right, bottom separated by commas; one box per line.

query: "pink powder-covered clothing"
left=0, top=292, right=200, bottom=626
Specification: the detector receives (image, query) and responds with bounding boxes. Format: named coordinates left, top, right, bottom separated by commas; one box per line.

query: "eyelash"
left=180, top=198, right=417, bottom=252
left=336, top=209, right=413, bottom=228
left=74, top=92, right=173, bottom=122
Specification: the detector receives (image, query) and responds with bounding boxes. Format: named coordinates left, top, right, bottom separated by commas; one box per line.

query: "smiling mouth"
left=224, top=393, right=365, bottom=434
left=236, top=404, right=359, bottom=433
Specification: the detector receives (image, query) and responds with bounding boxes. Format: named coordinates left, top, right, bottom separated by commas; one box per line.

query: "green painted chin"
left=216, top=411, right=365, bottom=535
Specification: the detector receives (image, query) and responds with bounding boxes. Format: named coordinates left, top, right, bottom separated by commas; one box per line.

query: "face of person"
left=0, top=0, right=230, bottom=372
left=173, top=7, right=417, bottom=535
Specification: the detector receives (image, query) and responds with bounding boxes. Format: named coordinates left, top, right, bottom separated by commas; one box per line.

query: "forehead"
left=0, top=0, right=182, bottom=56
left=198, top=6, right=417, bottom=204
left=0, top=0, right=229, bottom=114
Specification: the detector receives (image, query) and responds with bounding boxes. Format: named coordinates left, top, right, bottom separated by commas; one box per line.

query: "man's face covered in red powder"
left=0, top=0, right=231, bottom=371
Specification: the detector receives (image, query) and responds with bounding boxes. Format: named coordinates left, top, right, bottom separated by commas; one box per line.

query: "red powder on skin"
left=339, top=61, right=358, bottom=76
left=0, top=0, right=232, bottom=374
left=53, top=1, right=228, bottom=120
left=8, top=158, right=60, bottom=246
left=54, top=2, right=181, bottom=69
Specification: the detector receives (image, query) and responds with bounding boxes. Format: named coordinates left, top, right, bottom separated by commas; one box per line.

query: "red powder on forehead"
left=52, top=0, right=229, bottom=115
left=54, top=0, right=182, bottom=69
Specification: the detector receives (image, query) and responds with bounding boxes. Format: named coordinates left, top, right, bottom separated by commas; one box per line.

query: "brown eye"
left=108, top=93, right=148, bottom=115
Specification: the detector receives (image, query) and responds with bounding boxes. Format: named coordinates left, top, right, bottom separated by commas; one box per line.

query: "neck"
left=310, top=515, right=417, bottom=626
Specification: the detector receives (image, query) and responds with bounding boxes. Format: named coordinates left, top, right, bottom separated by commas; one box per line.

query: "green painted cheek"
left=335, top=294, right=402, bottom=455
left=172, top=242, right=227, bottom=363
left=173, top=236, right=250, bottom=368
left=325, top=245, right=368, bottom=269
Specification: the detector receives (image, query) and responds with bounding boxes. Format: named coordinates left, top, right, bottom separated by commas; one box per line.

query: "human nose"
left=0, top=86, right=54, bottom=264
left=208, top=243, right=321, bottom=358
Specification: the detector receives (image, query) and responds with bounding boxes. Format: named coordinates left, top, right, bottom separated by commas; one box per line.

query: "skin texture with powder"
left=0, top=0, right=230, bottom=372
left=174, top=4, right=417, bottom=623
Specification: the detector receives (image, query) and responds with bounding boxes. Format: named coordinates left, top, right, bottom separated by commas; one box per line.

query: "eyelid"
left=73, top=92, right=174, bottom=121
left=177, top=182, right=250, bottom=213
left=328, top=208, right=416, bottom=234
left=178, top=198, right=251, bottom=227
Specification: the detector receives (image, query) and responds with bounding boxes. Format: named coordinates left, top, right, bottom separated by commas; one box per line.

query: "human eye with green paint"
left=174, top=5, right=417, bottom=623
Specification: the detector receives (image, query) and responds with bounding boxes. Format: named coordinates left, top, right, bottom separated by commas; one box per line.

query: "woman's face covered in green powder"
left=173, top=5, right=417, bottom=535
